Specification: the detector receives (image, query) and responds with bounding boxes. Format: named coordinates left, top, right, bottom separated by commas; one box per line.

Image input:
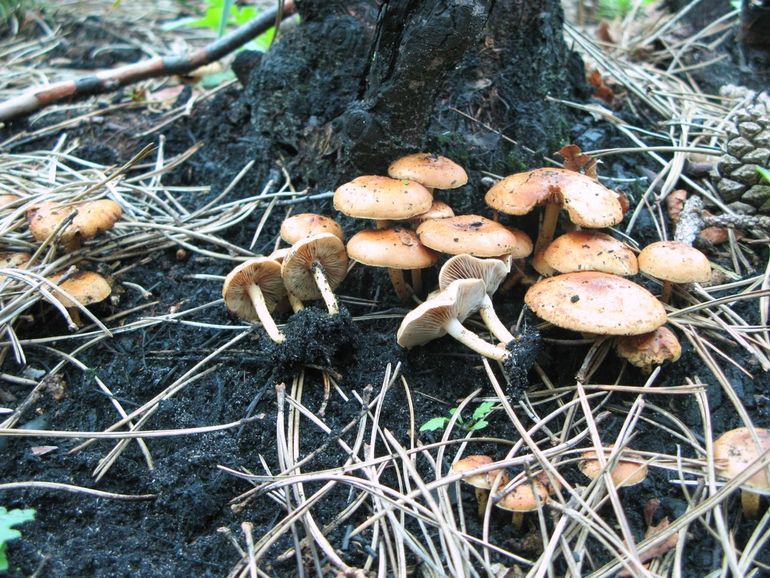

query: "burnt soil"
left=2, top=9, right=770, bottom=578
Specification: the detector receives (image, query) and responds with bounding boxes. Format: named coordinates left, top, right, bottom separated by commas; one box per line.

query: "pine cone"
left=712, top=87, right=770, bottom=214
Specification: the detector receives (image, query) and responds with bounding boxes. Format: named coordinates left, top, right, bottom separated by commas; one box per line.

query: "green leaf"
left=419, top=417, right=449, bottom=432
left=0, top=507, right=35, bottom=571
left=468, top=419, right=489, bottom=431
left=757, top=166, right=770, bottom=184
left=472, top=401, right=495, bottom=421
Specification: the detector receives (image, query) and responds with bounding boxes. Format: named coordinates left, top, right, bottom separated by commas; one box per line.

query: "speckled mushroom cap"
left=49, top=270, right=112, bottom=309
left=222, top=258, right=287, bottom=321
left=439, top=254, right=508, bottom=296
left=0, top=252, right=31, bottom=269
left=485, top=168, right=623, bottom=228
left=524, top=271, right=667, bottom=335
left=507, top=227, right=534, bottom=260
left=616, top=326, right=681, bottom=371
left=27, top=199, right=122, bottom=246
left=347, top=227, right=438, bottom=270
left=450, top=455, right=510, bottom=490
left=495, top=478, right=550, bottom=513
left=638, top=241, right=711, bottom=284
left=387, top=153, right=468, bottom=190
left=578, top=445, right=648, bottom=487
left=333, top=176, right=433, bottom=220
left=0, top=194, right=19, bottom=207
left=544, top=231, right=638, bottom=276
left=281, top=233, right=348, bottom=301
left=410, top=200, right=455, bottom=224
left=416, top=215, right=525, bottom=258
left=280, top=213, right=344, bottom=245
left=397, top=278, right=486, bottom=348
left=714, top=427, right=770, bottom=492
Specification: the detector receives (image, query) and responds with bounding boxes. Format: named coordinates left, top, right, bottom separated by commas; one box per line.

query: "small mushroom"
left=714, top=427, right=770, bottom=518
left=543, top=231, right=638, bottom=276
left=615, top=326, right=681, bottom=373
left=450, top=455, right=510, bottom=519
left=417, top=215, right=532, bottom=259
left=0, top=252, right=31, bottom=282
left=409, top=200, right=455, bottom=225
left=334, top=175, right=433, bottom=223
left=280, top=213, right=344, bottom=245
left=222, top=258, right=288, bottom=343
left=638, top=240, right=711, bottom=303
left=27, top=199, right=122, bottom=252
left=578, top=445, right=648, bottom=488
left=281, top=233, right=348, bottom=315
left=397, top=279, right=508, bottom=361
left=388, top=153, right=468, bottom=193
left=495, top=475, right=550, bottom=530
left=48, top=270, right=112, bottom=327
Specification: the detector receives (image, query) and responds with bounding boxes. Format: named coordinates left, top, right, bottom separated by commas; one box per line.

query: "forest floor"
left=0, top=1, right=769, bottom=577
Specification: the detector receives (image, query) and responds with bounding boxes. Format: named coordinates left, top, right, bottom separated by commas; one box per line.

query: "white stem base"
left=446, top=318, right=508, bottom=362
left=248, top=284, right=285, bottom=343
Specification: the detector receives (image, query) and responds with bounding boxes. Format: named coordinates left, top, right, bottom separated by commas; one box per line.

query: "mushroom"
left=48, top=270, right=112, bottom=327
left=416, top=215, right=532, bottom=259
left=397, top=278, right=508, bottom=362
left=578, top=445, right=649, bottom=488
left=333, top=175, right=433, bottom=224
left=714, top=427, right=770, bottom=518
left=543, top=231, right=638, bottom=276
left=439, top=254, right=513, bottom=343
left=615, top=326, right=681, bottom=373
left=484, top=168, right=623, bottom=255
left=409, top=200, right=455, bottom=225
left=524, top=271, right=667, bottom=336
left=0, top=252, right=31, bottom=282
left=281, top=233, right=348, bottom=315
left=637, top=240, right=711, bottom=303
left=27, top=199, right=122, bottom=252
left=495, top=475, right=550, bottom=530
left=388, top=153, right=468, bottom=194
left=222, top=258, right=288, bottom=343
left=346, top=227, right=438, bottom=303
left=280, top=213, right=344, bottom=245
left=450, top=455, right=510, bottom=519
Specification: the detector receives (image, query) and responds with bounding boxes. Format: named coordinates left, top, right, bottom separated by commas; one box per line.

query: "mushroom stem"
left=288, top=293, right=305, bottom=313
left=411, top=268, right=423, bottom=298
left=311, top=262, right=340, bottom=315
left=445, top=318, right=509, bottom=362
left=65, top=307, right=82, bottom=329
left=479, top=295, right=515, bottom=343
left=247, top=284, right=286, bottom=343
left=534, top=203, right=560, bottom=255
left=475, top=488, right=490, bottom=519
left=388, top=268, right=413, bottom=304
left=63, top=237, right=82, bottom=254
left=741, top=490, right=761, bottom=518
left=512, top=511, right=525, bottom=531
left=660, top=280, right=673, bottom=304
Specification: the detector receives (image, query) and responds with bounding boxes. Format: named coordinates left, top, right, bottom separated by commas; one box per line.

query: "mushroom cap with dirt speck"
left=49, top=270, right=112, bottom=309
left=495, top=477, right=550, bottom=513
left=713, top=427, right=770, bottom=492
left=397, top=278, right=486, bottom=348
left=451, top=455, right=510, bottom=490
left=0, top=194, right=19, bottom=207
left=281, top=233, right=348, bottom=301
left=387, top=153, right=468, bottom=190
left=27, top=199, right=123, bottom=246
left=280, top=213, right=344, bottom=245
left=410, top=200, right=455, bottom=224
left=416, top=215, right=527, bottom=258
left=222, top=258, right=287, bottom=321
left=485, top=168, right=623, bottom=227
left=578, top=445, right=648, bottom=487
left=544, top=231, right=638, bottom=276
left=0, top=252, right=31, bottom=270
left=524, top=271, right=667, bottom=335
left=439, top=254, right=508, bottom=296
left=638, top=240, right=711, bottom=284
left=506, top=227, right=534, bottom=260
left=347, top=227, right=438, bottom=270
left=333, top=175, right=433, bottom=220
left=616, top=326, right=681, bottom=372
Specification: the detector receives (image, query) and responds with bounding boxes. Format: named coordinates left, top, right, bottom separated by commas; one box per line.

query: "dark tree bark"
left=243, top=0, right=583, bottom=189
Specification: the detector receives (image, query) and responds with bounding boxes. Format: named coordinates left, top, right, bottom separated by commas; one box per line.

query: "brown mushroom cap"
left=49, top=271, right=112, bottom=309
left=495, top=478, right=550, bottom=513
left=578, top=445, right=648, bottom=487
left=333, top=176, right=433, bottom=220
left=507, top=227, right=534, bottom=260
left=0, top=194, right=19, bottom=207
left=0, top=252, right=31, bottom=270
left=485, top=168, right=623, bottom=228
left=222, top=258, right=287, bottom=321
left=27, top=199, right=122, bottom=246
left=280, top=213, right=344, bottom=245
left=450, top=455, right=510, bottom=490
left=544, top=231, right=639, bottom=276
left=714, top=427, right=770, bottom=493
left=638, top=241, right=711, bottom=284
left=281, top=233, right=348, bottom=301
left=439, top=254, right=508, bottom=295
left=524, top=271, right=667, bottom=335
left=347, top=227, right=438, bottom=270
left=416, top=215, right=526, bottom=258
left=410, top=200, right=455, bottom=224
left=616, top=326, right=681, bottom=372
left=387, top=153, right=468, bottom=190
left=268, top=247, right=291, bottom=263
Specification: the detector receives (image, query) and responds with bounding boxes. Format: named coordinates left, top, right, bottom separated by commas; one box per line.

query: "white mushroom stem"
left=311, top=263, right=340, bottom=315
left=288, top=293, right=305, bottom=313
left=479, top=295, right=515, bottom=343
left=388, top=268, right=413, bottom=303
left=247, top=284, right=286, bottom=343
left=446, top=318, right=509, bottom=362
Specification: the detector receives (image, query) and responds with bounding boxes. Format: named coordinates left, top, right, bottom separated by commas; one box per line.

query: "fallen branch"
left=0, top=0, right=295, bottom=123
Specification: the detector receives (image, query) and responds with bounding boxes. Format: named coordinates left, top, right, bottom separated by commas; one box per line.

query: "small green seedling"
left=757, top=166, right=770, bottom=184
left=0, top=507, right=35, bottom=571
left=420, top=401, right=495, bottom=433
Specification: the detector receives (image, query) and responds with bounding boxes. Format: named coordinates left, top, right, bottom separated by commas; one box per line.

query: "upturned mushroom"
left=27, top=199, right=122, bottom=252
left=638, top=240, right=711, bottom=302
left=615, top=326, right=681, bottom=373
left=281, top=233, right=348, bottom=315
left=714, top=427, right=770, bottom=518
left=397, top=278, right=508, bottom=362
left=450, top=455, right=510, bottom=519
left=388, top=153, right=468, bottom=193
left=48, top=270, right=112, bottom=327
left=439, top=254, right=513, bottom=343
left=222, top=258, right=288, bottom=343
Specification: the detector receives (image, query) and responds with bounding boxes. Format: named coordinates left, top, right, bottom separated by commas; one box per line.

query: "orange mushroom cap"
left=334, top=176, right=433, bottom=220
left=417, top=215, right=528, bottom=258
left=388, top=153, right=468, bottom=190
